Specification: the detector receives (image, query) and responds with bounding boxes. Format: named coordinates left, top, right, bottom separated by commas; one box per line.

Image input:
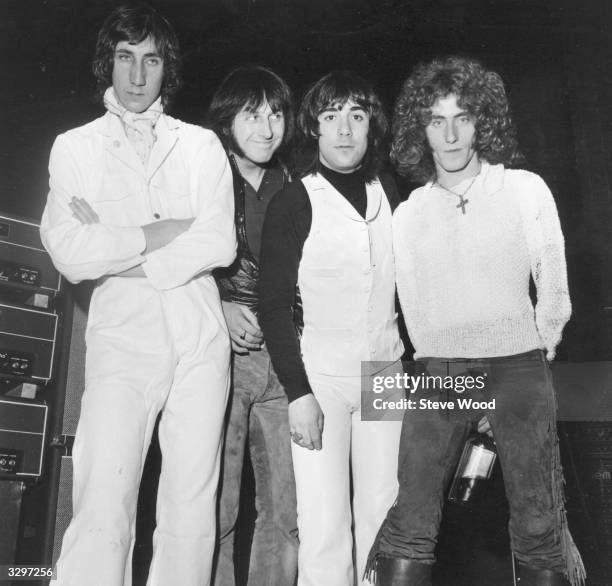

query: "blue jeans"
left=367, top=350, right=584, bottom=585
left=213, top=346, right=298, bottom=586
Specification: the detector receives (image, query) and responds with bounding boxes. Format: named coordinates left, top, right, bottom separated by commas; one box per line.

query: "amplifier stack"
left=0, top=212, right=80, bottom=577
left=0, top=214, right=59, bottom=481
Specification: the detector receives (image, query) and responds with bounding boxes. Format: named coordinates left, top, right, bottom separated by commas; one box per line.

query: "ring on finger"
left=239, top=330, right=246, bottom=340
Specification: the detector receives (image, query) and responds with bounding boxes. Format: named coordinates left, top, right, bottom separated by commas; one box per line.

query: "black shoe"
left=376, top=556, right=432, bottom=586
left=516, top=565, right=570, bottom=586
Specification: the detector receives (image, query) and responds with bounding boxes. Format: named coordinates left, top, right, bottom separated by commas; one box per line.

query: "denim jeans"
left=213, top=346, right=298, bottom=586
left=367, top=350, right=584, bottom=585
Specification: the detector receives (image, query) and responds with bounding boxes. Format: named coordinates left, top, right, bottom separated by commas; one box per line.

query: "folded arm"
left=40, top=135, right=147, bottom=283
left=68, top=196, right=194, bottom=278
left=141, top=132, right=236, bottom=290
left=41, top=130, right=235, bottom=288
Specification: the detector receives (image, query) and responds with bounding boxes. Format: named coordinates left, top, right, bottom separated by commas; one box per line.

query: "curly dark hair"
left=92, top=3, right=181, bottom=107
left=297, top=71, right=389, bottom=182
left=391, top=56, right=524, bottom=183
left=205, top=65, right=295, bottom=163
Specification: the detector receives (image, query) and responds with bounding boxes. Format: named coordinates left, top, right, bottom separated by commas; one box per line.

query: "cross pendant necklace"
left=436, top=174, right=479, bottom=215
left=455, top=194, right=469, bottom=214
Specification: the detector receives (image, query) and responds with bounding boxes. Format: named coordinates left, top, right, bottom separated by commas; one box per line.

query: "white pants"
left=54, top=328, right=230, bottom=586
left=292, top=361, right=403, bottom=586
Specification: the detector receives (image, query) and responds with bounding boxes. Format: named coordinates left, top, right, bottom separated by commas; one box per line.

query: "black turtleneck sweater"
left=258, top=166, right=401, bottom=403
left=318, top=163, right=368, bottom=218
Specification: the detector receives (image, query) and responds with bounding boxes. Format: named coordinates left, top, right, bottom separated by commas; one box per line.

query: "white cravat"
left=103, top=87, right=162, bottom=166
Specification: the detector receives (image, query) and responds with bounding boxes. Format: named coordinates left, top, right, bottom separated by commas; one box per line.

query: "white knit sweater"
left=393, top=162, right=571, bottom=360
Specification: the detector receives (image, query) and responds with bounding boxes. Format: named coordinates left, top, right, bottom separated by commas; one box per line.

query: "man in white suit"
left=40, top=5, right=236, bottom=585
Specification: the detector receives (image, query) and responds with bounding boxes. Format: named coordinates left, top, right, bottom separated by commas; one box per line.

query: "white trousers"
left=292, top=361, right=402, bottom=586
left=54, top=329, right=230, bottom=586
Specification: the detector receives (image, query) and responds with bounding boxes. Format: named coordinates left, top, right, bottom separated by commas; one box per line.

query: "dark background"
left=2, top=0, right=611, bottom=361
left=2, top=1, right=612, bottom=583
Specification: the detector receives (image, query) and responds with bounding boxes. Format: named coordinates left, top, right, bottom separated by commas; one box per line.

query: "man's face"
left=231, top=100, right=285, bottom=166
left=112, top=36, right=163, bottom=113
left=425, top=94, right=479, bottom=180
left=317, top=99, right=369, bottom=174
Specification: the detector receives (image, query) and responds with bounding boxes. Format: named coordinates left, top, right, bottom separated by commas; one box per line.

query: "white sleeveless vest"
left=297, top=173, right=403, bottom=376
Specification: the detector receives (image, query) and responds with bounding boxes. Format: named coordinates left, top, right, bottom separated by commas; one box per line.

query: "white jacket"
left=41, top=111, right=236, bottom=357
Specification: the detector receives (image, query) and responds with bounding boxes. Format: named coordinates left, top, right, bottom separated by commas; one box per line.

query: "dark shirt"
left=244, top=166, right=285, bottom=264
left=258, top=170, right=401, bottom=403
left=215, top=158, right=287, bottom=309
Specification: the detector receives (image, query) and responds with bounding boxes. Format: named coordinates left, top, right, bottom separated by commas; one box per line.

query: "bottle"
left=447, top=432, right=497, bottom=505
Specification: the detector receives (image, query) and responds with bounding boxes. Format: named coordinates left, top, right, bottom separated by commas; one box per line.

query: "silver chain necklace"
left=435, top=174, right=479, bottom=215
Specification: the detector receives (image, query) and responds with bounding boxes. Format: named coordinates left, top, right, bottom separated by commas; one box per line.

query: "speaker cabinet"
left=0, top=481, right=24, bottom=564
left=43, top=283, right=90, bottom=568
left=0, top=398, right=48, bottom=479
left=14, top=282, right=90, bottom=576
left=0, top=214, right=60, bottom=293
left=50, top=455, right=73, bottom=568
left=0, top=303, right=58, bottom=382
left=59, top=291, right=87, bottom=437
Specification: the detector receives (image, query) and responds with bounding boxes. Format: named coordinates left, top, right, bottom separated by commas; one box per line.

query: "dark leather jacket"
left=214, top=155, right=290, bottom=310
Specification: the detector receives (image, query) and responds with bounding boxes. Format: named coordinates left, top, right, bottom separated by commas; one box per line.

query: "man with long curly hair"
left=259, top=71, right=404, bottom=585
left=366, top=57, right=585, bottom=586
left=40, top=4, right=235, bottom=585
